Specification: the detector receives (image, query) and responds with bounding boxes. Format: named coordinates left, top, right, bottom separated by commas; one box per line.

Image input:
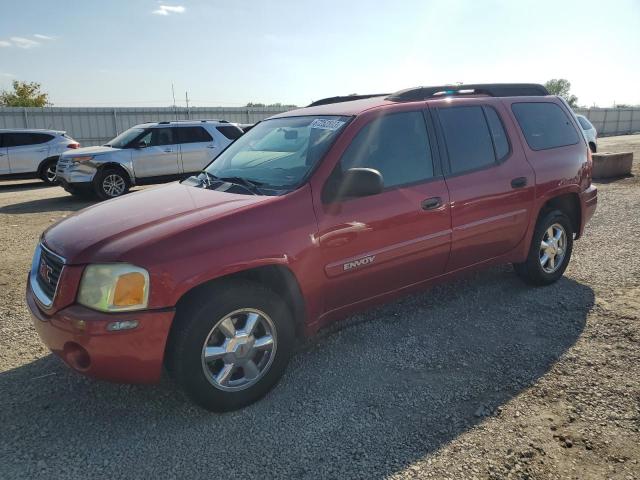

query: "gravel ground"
left=0, top=135, right=639, bottom=479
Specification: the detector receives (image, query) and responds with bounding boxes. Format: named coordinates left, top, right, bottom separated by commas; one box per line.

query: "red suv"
left=26, top=84, right=597, bottom=411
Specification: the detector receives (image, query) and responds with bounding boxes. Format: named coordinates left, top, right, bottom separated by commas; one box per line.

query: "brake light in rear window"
left=67, top=143, right=80, bottom=149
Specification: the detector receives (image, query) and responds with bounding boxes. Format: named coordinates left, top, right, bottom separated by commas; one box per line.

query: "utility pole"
left=171, top=83, right=177, bottom=120
left=185, top=91, right=190, bottom=119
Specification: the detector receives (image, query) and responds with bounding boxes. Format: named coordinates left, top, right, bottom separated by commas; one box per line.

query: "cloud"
left=34, top=34, right=54, bottom=40
left=9, top=36, right=40, bottom=49
left=152, top=4, right=185, bottom=15
left=0, top=40, right=11, bottom=47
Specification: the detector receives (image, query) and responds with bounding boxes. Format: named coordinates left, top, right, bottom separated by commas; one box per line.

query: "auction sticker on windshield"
left=310, top=119, right=346, bottom=130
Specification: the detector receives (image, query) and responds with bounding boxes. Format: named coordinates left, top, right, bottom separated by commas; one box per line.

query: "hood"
left=60, top=145, right=117, bottom=157
left=43, top=182, right=274, bottom=264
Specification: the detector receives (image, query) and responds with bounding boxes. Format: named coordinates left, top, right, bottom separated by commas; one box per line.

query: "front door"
left=314, top=110, right=452, bottom=313
left=131, top=127, right=180, bottom=178
left=432, top=101, right=535, bottom=271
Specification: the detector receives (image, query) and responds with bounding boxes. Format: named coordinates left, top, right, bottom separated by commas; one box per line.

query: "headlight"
left=71, top=155, right=94, bottom=162
left=77, top=264, right=149, bottom=312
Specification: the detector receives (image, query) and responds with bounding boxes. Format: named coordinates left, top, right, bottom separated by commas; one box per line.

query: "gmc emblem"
left=343, top=255, right=376, bottom=271
left=39, top=258, right=53, bottom=284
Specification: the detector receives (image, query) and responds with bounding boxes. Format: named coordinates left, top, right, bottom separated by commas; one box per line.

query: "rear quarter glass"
left=511, top=102, right=579, bottom=151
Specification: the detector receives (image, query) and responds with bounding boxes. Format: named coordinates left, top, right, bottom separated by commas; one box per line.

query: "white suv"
left=56, top=120, right=243, bottom=199
left=0, top=129, right=80, bottom=184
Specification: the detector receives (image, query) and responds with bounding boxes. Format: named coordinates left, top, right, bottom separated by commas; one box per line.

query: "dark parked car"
left=27, top=83, right=597, bottom=411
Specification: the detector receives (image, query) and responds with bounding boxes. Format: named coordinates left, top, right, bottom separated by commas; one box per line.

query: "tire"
left=39, top=158, right=59, bottom=185
left=514, top=209, right=574, bottom=286
left=167, top=280, right=295, bottom=412
left=589, top=142, right=597, bottom=153
left=94, top=168, right=130, bottom=200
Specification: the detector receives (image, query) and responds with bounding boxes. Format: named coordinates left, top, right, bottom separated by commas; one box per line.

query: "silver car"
left=57, top=120, right=243, bottom=199
left=576, top=114, right=597, bottom=152
left=0, top=129, right=80, bottom=184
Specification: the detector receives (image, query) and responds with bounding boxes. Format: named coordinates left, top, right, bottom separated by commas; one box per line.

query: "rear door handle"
left=164, top=148, right=173, bottom=153
left=421, top=197, right=442, bottom=211
left=206, top=145, right=216, bottom=149
left=511, top=177, right=527, bottom=188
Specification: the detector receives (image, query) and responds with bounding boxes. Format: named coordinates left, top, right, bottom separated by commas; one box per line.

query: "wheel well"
left=589, top=142, right=597, bottom=153
left=37, top=156, right=59, bottom=176
left=539, top=193, right=581, bottom=235
left=174, top=265, right=306, bottom=338
left=98, top=163, right=132, bottom=184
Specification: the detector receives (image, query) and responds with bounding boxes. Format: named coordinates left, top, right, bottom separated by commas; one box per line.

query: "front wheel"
left=514, top=209, right=574, bottom=286
left=167, top=280, right=295, bottom=411
left=94, top=168, right=130, bottom=200
left=40, top=158, right=59, bottom=185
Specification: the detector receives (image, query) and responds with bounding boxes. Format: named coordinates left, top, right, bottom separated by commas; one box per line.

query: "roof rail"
left=308, top=94, right=389, bottom=107
left=387, top=83, right=549, bottom=102
left=154, top=119, right=228, bottom=125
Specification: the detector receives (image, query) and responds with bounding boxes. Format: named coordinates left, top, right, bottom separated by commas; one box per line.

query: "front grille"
left=36, top=246, right=65, bottom=301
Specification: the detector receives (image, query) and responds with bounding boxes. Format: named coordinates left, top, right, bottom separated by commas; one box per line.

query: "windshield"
left=105, top=127, right=145, bottom=148
left=205, top=115, right=349, bottom=191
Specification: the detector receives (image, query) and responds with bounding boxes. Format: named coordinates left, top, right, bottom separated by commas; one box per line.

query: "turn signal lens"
left=113, top=272, right=146, bottom=307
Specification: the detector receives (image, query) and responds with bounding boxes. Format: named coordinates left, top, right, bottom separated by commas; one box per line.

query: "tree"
left=0, top=80, right=50, bottom=107
left=544, top=79, right=578, bottom=108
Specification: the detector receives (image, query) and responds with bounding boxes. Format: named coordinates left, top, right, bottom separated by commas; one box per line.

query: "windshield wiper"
left=201, top=172, right=264, bottom=195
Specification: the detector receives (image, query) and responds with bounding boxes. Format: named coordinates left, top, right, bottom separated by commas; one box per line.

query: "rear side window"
left=577, top=116, right=593, bottom=130
left=4, top=132, right=53, bottom=147
left=216, top=125, right=244, bottom=140
left=484, top=107, right=510, bottom=161
left=176, top=126, right=213, bottom=144
left=437, top=106, right=496, bottom=174
left=339, top=111, right=433, bottom=188
left=512, top=102, right=579, bottom=150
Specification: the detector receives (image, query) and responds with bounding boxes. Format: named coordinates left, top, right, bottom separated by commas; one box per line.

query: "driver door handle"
left=163, top=148, right=173, bottom=153
left=421, top=197, right=442, bottom=211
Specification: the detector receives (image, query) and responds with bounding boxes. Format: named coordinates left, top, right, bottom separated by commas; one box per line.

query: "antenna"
left=171, top=83, right=177, bottom=120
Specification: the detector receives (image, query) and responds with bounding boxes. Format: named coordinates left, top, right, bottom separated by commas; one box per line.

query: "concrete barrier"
left=592, top=152, right=633, bottom=179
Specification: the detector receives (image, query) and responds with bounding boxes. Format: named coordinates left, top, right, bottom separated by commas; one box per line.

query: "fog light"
left=106, top=320, right=139, bottom=332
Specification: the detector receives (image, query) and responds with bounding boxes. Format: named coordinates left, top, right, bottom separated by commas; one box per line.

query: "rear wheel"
left=514, top=209, right=574, bottom=286
left=167, top=280, right=295, bottom=411
left=94, top=168, right=130, bottom=200
left=39, top=158, right=59, bottom=185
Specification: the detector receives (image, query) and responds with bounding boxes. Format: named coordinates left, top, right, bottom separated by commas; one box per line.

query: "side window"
left=176, top=127, right=213, bottom=144
left=438, top=106, right=496, bottom=174
left=512, top=102, right=579, bottom=150
left=4, top=132, right=53, bottom=147
left=484, top=107, right=510, bottom=161
left=216, top=125, right=244, bottom=140
left=339, top=111, right=433, bottom=188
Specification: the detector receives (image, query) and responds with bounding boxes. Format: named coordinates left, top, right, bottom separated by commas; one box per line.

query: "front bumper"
left=56, top=157, right=98, bottom=183
left=26, top=282, right=175, bottom=383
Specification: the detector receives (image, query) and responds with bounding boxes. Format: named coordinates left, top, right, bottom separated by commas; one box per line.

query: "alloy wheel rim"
left=103, top=174, right=126, bottom=197
left=201, top=308, right=277, bottom=392
left=45, top=165, right=57, bottom=183
left=539, top=223, right=567, bottom=273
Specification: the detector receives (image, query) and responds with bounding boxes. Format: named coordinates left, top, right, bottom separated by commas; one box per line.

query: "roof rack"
left=387, top=83, right=549, bottom=102
left=156, top=119, right=228, bottom=125
left=308, top=94, right=389, bottom=107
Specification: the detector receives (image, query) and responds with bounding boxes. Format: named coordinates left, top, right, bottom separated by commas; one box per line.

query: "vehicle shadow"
left=0, top=180, right=52, bottom=192
left=0, top=195, right=94, bottom=214
left=0, top=266, right=594, bottom=479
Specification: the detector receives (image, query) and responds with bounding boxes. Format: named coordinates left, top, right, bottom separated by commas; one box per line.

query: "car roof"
left=133, top=120, right=239, bottom=128
left=271, top=83, right=552, bottom=119
left=0, top=128, right=65, bottom=134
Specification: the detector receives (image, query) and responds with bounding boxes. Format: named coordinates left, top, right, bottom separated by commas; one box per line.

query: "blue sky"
left=1, top=0, right=639, bottom=107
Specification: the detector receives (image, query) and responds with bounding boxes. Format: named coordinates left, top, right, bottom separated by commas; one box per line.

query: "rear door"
left=0, top=134, right=9, bottom=174
left=176, top=126, right=216, bottom=174
left=432, top=100, right=535, bottom=271
left=130, top=127, right=180, bottom=178
left=5, top=132, right=52, bottom=174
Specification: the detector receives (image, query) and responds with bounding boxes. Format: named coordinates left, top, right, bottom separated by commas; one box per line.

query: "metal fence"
left=0, top=105, right=638, bottom=146
left=574, top=108, right=640, bottom=137
left=0, top=106, right=292, bottom=146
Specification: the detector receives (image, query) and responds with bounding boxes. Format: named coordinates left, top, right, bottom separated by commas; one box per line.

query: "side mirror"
left=323, top=167, right=383, bottom=203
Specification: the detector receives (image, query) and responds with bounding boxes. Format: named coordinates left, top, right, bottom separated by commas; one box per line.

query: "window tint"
left=577, top=116, right=593, bottom=130
left=216, top=125, right=244, bottom=140
left=484, top=107, right=510, bottom=161
left=438, top=106, right=496, bottom=174
left=339, top=111, right=433, bottom=188
left=137, top=128, right=175, bottom=147
left=4, top=132, right=53, bottom=147
left=176, top=126, right=213, bottom=144
left=512, top=102, right=579, bottom=150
